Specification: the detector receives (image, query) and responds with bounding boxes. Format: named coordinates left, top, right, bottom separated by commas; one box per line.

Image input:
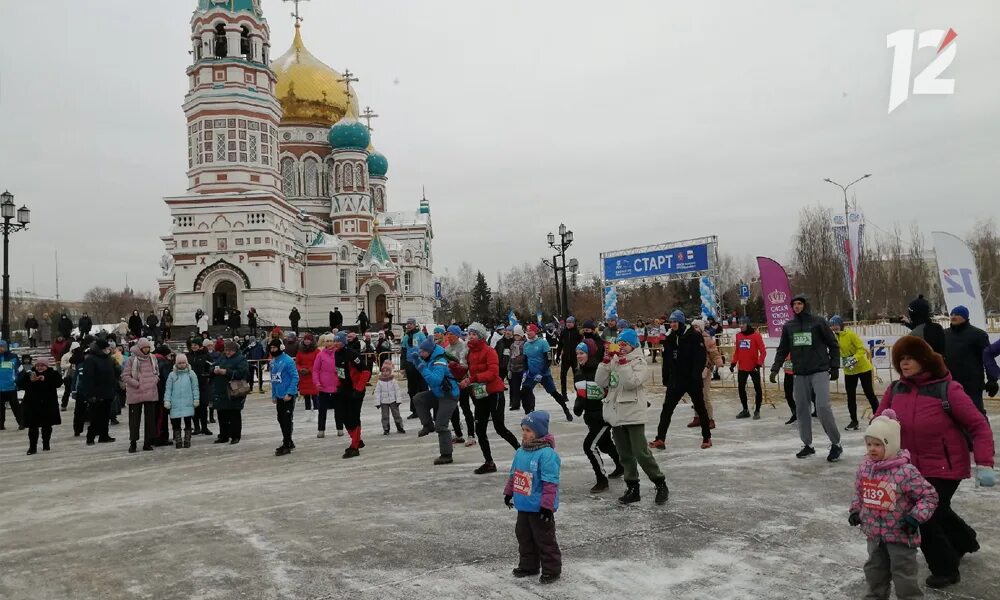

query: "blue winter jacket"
left=164, top=367, right=200, bottom=419
left=269, top=352, right=299, bottom=399
left=509, top=444, right=561, bottom=513
left=0, top=347, right=20, bottom=393
left=522, top=337, right=552, bottom=377
left=415, top=345, right=460, bottom=398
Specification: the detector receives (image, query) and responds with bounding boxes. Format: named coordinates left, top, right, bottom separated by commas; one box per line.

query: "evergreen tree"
left=470, top=271, right=493, bottom=324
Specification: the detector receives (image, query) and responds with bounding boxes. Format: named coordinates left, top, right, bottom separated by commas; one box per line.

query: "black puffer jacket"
left=77, top=346, right=118, bottom=401
left=907, top=295, right=945, bottom=355
left=945, top=321, right=990, bottom=395
left=661, top=323, right=707, bottom=388
left=770, top=295, right=839, bottom=376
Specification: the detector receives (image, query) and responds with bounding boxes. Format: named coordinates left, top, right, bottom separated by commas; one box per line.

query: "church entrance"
left=375, top=294, right=387, bottom=328
left=212, top=280, right=237, bottom=325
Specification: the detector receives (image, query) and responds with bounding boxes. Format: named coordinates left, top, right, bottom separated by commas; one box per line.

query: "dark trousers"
left=473, top=392, right=520, bottom=463
left=509, top=372, right=525, bottom=411
left=558, top=355, right=577, bottom=400
left=303, top=394, right=314, bottom=410
left=414, top=390, right=457, bottom=456
left=275, top=396, right=296, bottom=446
left=0, top=390, right=22, bottom=428
left=217, top=408, right=242, bottom=441
left=921, top=478, right=978, bottom=576
left=195, top=381, right=210, bottom=430
left=583, top=413, right=620, bottom=479
left=73, top=396, right=88, bottom=435
left=317, top=391, right=336, bottom=431
left=340, top=390, right=365, bottom=449
left=450, top=388, right=476, bottom=439
left=248, top=362, right=264, bottom=390
left=657, top=383, right=711, bottom=441
left=170, top=416, right=193, bottom=432
left=405, top=364, right=427, bottom=414
left=155, top=402, right=170, bottom=443
left=845, top=370, right=879, bottom=422
left=783, top=373, right=795, bottom=415
left=28, top=426, right=53, bottom=450
left=86, top=398, right=111, bottom=441
left=737, top=369, right=762, bottom=412
left=61, top=375, right=74, bottom=409
left=515, top=511, right=562, bottom=576
left=128, top=402, right=157, bottom=445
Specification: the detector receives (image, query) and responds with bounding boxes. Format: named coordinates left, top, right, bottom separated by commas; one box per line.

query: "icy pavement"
left=1, top=385, right=997, bottom=600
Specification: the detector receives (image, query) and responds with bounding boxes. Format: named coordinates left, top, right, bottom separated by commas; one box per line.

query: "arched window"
left=214, top=24, right=227, bottom=58
left=240, top=26, right=251, bottom=60
left=325, top=158, right=335, bottom=195
left=281, top=157, right=297, bottom=196
left=343, top=163, right=354, bottom=189
left=355, top=164, right=364, bottom=190
left=335, top=164, right=342, bottom=191
left=340, top=247, right=349, bottom=261
left=303, top=158, right=319, bottom=196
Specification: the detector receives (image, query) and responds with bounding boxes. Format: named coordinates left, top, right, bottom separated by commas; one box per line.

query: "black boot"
left=590, top=476, right=609, bottom=493
left=142, top=443, right=154, bottom=451
left=608, top=465, right=624, bottom=479
left=433, top=454, right=454, bottom=465
left=618, top=481, right=641, bottom=504
left=26, top=446, right=37, bottom=455
left=174, top=429, right=182, bottom=449
left=128, top=441, right=137, bottom=453
left=653, top=478, right=669, bottom=505
left=183, top=430, right=191, bottom=448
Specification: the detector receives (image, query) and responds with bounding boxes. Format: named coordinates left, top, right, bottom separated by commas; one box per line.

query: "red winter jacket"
left=465, top=339, right=505, bottom=394
left=295, top=348, right=320, bottom=396
left=875, top=371, right=995, bottom=480
left=732, top=329, right=766, bottom=372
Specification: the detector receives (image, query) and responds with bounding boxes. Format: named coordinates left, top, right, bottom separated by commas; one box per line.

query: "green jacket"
left=836, top=329, right=873, bottom=376
left=210, top=352, right=250, bottom=410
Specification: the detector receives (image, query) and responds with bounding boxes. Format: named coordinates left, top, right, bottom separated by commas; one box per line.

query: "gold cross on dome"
left=360, top=106, right=379, bottom=132
left=340, top=68, right=359, bottom=101
left=283, top=0, right=310, bottom=25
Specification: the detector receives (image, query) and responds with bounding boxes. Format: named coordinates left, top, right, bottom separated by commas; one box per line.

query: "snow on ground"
left=1, top=382, right=997, bottom=600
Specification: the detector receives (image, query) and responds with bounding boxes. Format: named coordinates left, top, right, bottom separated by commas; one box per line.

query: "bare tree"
left=968, top=219, right=1000, bottom=311
left=790, top=205, right=846, bottom=315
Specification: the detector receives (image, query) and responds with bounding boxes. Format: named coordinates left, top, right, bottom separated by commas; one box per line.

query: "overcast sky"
left=0, top=1, right=997, bottom=299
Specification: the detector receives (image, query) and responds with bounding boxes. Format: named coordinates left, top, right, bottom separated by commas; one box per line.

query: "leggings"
left=450, top=388, right=476, bottom=439
left=303, top=394, right=315, bottom=411
left=845, top=370, right=879, bottom=422
left=171, top=416, right=193, bottom=431
left=340, top=390, right=365, bottom=450
left=737, top=369, right=762, bottom=412
left=558, top=356, right=576, bottom=400
left=472, top=392, right=520, bottom=463
left=921, top=478, right=978, bottom=577
left=583, top=413, right=620, bottom=479
left=61, top=374, right=74, bottom=408
left=508, top=372, right=525, bottom=410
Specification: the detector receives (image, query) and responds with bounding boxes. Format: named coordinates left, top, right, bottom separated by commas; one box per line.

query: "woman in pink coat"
left=875, top=335, right=995, bottom=589
left=312, top=333, right=340, bottom=438
left=121, top=337, right=161, bottom=453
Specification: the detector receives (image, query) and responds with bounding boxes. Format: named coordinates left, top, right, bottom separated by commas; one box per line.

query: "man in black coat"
left=78, top=313, right=93, bottom=337
left=944, top=305, right=991, bottom=414
left=77, top=339, right=117, bottom=445
left=905, top=294, right=945, bottom=355
left=652, top=311, right=712, bottom=449
left=187, top=337, right=213, bottom=436
left=357, top=310, right=370, bottom=333
left=556, top=316, right=583, bottom=403
left=330, top=307, right=343, bottom=330
left=57, top=314, right=74, bottom=340
left=289, top=308, right=301, bottom=334
left=24, top=314, right=40, bottom=348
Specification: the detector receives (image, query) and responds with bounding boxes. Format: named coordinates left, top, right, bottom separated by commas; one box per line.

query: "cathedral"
left=158, top=0, right=435, bottom=330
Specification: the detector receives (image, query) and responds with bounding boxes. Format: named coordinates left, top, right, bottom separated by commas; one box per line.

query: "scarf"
left=521, top=435, right=554, bottom=452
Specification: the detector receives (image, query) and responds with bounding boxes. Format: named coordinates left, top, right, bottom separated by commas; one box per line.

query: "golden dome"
left=271, top=25, right=359, bottom=127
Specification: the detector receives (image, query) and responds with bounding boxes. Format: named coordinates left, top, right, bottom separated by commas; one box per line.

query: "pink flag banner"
left=757, top=256, right=794, bottom=338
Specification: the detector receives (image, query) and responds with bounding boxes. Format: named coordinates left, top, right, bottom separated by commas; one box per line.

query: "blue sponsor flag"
left=508, top=310, right=519, bottom=328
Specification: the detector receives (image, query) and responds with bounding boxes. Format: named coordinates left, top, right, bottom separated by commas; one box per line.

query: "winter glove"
left=163, top=401, right=171, bottom=410
left=975, top=466, right=996, bottom=487
left=539, top=507, right=554, bottom=523
left=848, top=512, right=861, bottom=527
left=729, top=364, right=735, bottom=373
left=504, top=495, right=513, bottom=510
left=900, top=515, right=920, bottom=535
left=601, top=353, right=613, bottom=365
left=986, top=380, right=999, bottom=398
left=769, top=371, right=778, bottom=384
left=193, top=400, right=200, bottom=408
left=829, top=368, right=839, bottom=381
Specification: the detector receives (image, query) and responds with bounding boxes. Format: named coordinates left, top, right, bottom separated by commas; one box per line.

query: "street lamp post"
left=824, top=174, right=871, bottom=323
left=547, top=224, right=575, bottom=316
left=541, top=256, right=562, bottom=316
left=1, top=190, right=31, bottom=341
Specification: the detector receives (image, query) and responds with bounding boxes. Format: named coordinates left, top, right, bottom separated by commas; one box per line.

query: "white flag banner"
left=932, top=231, right=987, bottom=328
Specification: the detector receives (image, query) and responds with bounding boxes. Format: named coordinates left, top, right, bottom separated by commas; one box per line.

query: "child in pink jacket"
left=849, top=409, right=938, bottom=599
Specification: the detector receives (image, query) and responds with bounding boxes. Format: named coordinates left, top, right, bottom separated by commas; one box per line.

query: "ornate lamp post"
left=547, top=223, right=574, bottom=316
left=1, top=190, right=31, bottom=340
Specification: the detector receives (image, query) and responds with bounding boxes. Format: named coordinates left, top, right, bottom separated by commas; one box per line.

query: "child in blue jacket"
left=503, top=410, right=562, bottom=584
left=268, top=338, right=299, bottom=456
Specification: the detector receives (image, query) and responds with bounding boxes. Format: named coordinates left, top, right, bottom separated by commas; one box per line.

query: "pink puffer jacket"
left=850, top=450, right=938, bottom=547
left=875, top=372, right=994, bottom=480
left=122, top=353, right=160, bottom=404
left=312, top=347, right=339, bottom=394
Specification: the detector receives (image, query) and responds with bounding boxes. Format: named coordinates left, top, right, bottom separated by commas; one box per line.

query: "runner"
left=651, top=311, right=712, bottom=450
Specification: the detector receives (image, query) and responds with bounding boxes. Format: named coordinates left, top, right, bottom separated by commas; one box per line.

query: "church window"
left=181, top=240, right=189, bottom=248
left=215, top=119, right=226, bottom=128
left=200, top=240, right=208, bottom=247
left=240, top=26, right=251, bottom=60
left=335, top=164, right=343, bottom=190
left=213, top=24, right=227, bottom=58
left=404, top=271, right=413, bottom=293
left=248, top=122, right=258, bottom=131
left=340, top=269, right=349, bottom=292
left=303, top=158, right=319, bottom=196
left=355, top=164, right=364, bottom=190
left=235, top=238, right=244, bottom=246
left=228, top=118, right=236, bottom=128
left=300, top=272, right=305, bottom=289
left=229, top=152, right=237, bottom=162
left=325, top=159, right=335, bottom=195
left=405, top=250, right=412, bottom=262
left=344, top=164, right=354, bottom=189
left=249, top=135, right=258, bottom=162
left=254, top=237, right=261, bottom=244
left=281, top=263, right=286, bottom=286
left=218, top=238, right=228, bottom=251
left=204, top=120, right=213, bottom=130
left=239, top=130, right=246, bottom=140
left=216, top=133, right=226, bottom=161
left=340, top=247, right=349, bottom=261
left=281, top=157, right=297, bottom=196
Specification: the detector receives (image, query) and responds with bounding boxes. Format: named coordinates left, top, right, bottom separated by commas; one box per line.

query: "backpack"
left=887, top=380, right=973, bottom=450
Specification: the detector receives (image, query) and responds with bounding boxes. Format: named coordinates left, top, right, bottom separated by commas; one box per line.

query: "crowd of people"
left=2, top=293, right=999, bottom=592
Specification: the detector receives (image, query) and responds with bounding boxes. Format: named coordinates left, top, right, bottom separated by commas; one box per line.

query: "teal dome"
left=197, top=0, right=261, bottom=15
left=328, top=118, right=371, bottom=150
left=367, top=151, right=389, bottom=177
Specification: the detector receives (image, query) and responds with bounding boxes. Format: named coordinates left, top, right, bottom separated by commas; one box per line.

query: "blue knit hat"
left=951, top=305, right=970, bottom=320
left=446, top=325, right=463, bottom=337
left=829, top=315, right=844, bottom=327
left=433, top=326, right=446, bottom=335
left=669, top=310, right=685, bottom=324
left=521, top=410, right=550, bottom=438
left=419, top=337, right=438, bottom=354
left=566, top=316, right=576, bottom=323
left=334, top=332, right=348, bottom=345
left=617, top=328, right=640, bottom=348
left=575, top=342, right=589, bottom=354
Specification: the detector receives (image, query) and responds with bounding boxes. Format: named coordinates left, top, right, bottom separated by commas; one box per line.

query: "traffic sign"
left=738, top=283, right=750, bottom=299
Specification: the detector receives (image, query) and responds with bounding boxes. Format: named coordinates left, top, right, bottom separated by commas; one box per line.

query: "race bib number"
left=470, top=383, right=487, bottom=399
left=842, top=356, right=858, bottom=369
left=0, top=361, right=11, bottom=370
left=861, top=478, right=897, bottom=511
left=609, top=371, right=620, bottom=389
left=782, top=359, right=793, bottom=371
left=503, top=349, right=510, bottom=356
left=739, top=340, right=751, bottom=349
left=792, top=332, right=812, bottom=347
left=336, top=367, right=346, bottom=379
left=513, top=470, right=533, bottom=496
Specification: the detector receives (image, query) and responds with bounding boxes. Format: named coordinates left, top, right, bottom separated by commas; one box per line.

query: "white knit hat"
left=512, top=325, right=524, bottom=337
left=864, top=409, right=901, bottom=458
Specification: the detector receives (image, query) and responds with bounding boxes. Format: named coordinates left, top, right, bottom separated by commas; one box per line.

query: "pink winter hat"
left=865, top=409, right=901, bottom=458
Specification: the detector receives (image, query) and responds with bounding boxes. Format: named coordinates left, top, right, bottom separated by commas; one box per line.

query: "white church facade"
left=158, top=0, right=435, bottom=330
